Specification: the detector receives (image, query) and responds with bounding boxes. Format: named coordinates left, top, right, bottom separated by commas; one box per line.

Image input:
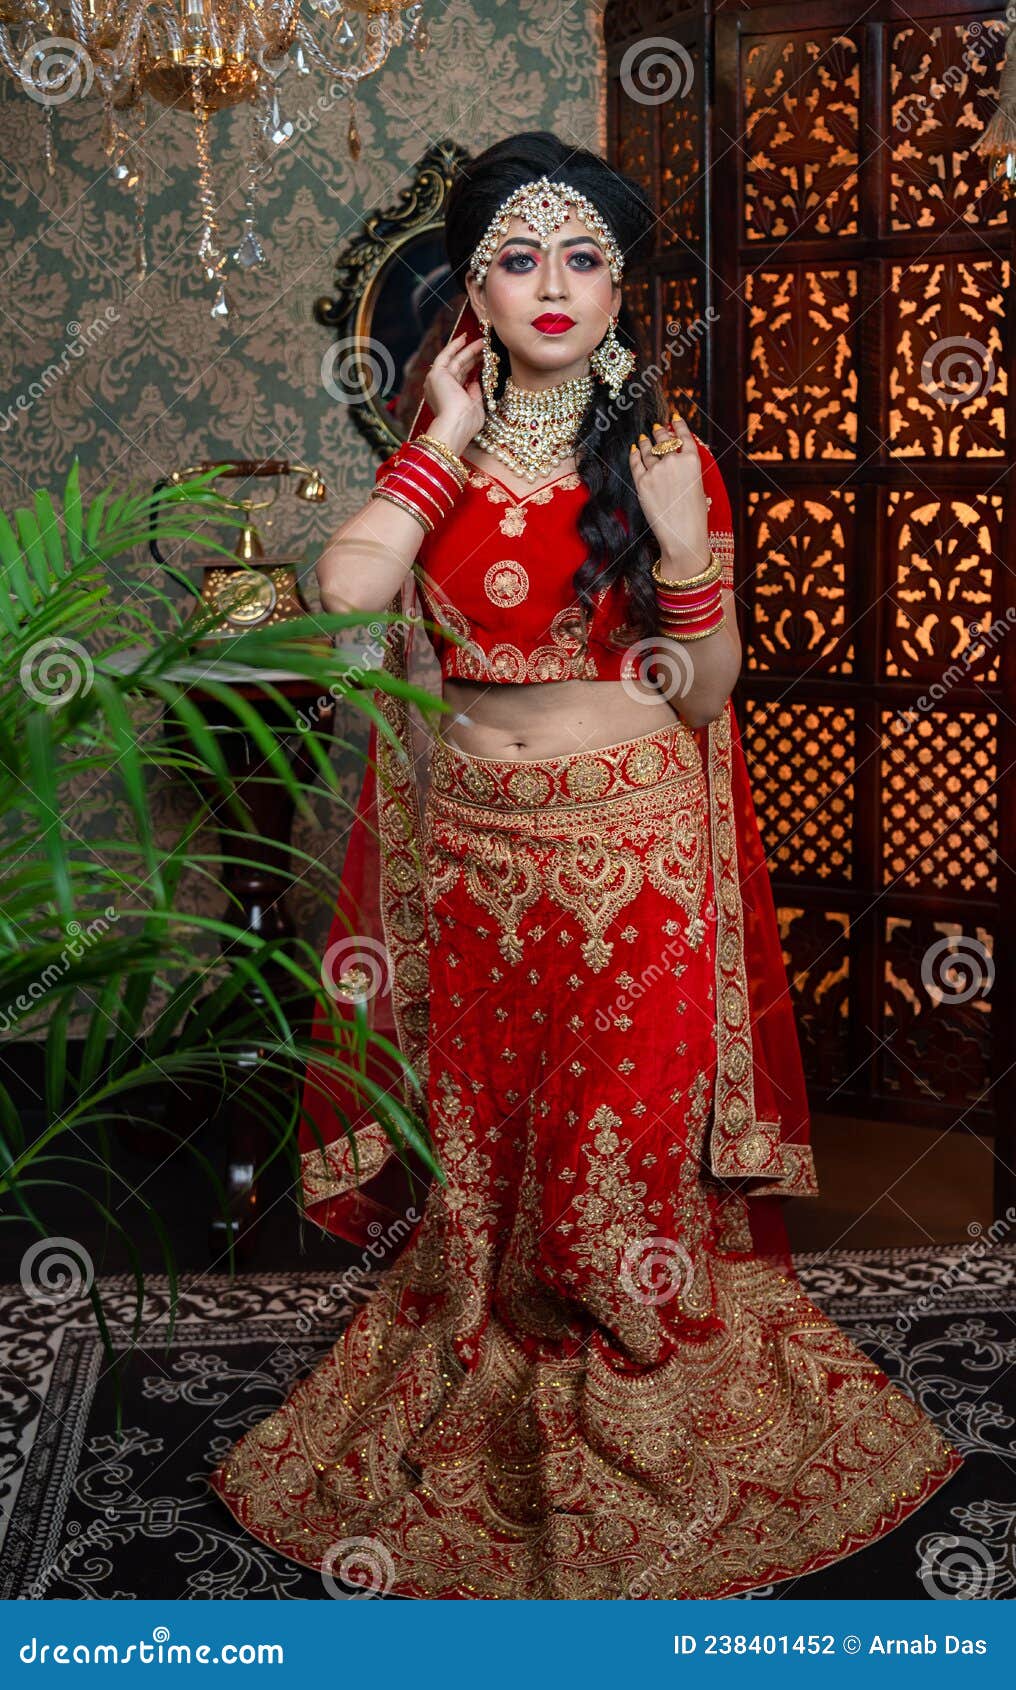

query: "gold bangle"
left=659, top=612, right=726, bottom=641
left=414, top=433, right=468, bottom=483
left=652, top=548, right=721, bottom=591
left=408, top=437, right=468, bottom=490
left=369, top=485, right=434, bottom=534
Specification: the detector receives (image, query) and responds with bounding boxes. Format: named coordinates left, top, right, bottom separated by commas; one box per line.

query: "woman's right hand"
left=422, top=331, right=486, bottom=448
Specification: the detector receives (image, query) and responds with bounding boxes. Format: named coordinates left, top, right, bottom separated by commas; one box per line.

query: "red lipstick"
left=532, top=314, right=575, bottom=334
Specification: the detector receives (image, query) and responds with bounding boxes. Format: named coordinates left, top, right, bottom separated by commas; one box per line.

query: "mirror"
left=315, top=138, right=471, bottom=457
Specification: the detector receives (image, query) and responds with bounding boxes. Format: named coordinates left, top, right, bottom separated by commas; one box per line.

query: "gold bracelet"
left=369, top=485, right=434, bottom=534
left=659, top=611, right=726, bottom=641
left=414, top=433, right=468, bottom=483
left=651, top=548, right=721, bottom=591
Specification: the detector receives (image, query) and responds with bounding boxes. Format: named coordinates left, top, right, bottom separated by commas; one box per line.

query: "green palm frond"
left=0, top=456, right=450, bottom=1424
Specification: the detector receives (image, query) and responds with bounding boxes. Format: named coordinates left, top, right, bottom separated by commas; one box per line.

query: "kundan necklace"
left=472, top=371, right=594, bottom=483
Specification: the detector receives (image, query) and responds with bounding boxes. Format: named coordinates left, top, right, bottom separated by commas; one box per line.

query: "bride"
left=208, top=130, right=963, bottom=1600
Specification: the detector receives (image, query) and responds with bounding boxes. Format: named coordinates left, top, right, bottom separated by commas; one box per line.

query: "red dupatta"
left=298, top=294, right=817, bottom=1265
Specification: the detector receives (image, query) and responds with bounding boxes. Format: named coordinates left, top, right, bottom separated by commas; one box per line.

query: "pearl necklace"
left=472, top=372, right=594, bottom=483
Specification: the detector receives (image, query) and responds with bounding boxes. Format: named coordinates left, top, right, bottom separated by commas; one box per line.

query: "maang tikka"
left=469, top=175, right=637, bottom=409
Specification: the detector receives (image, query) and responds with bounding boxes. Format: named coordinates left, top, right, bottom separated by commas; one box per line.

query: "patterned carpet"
left=3, top=1244, right=1014, bottom=1600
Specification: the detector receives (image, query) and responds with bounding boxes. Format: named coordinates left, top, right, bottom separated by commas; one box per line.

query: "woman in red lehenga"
left=209, top=132, right=964, bottom=1599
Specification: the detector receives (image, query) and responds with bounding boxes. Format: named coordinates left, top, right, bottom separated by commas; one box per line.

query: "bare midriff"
left=441, top=676, right=683, bottom=760
left=438, top=446, right=684, bottom=761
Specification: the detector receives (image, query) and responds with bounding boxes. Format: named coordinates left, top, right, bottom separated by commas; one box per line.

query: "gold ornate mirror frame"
left=314, top=138, right=472, bottom=459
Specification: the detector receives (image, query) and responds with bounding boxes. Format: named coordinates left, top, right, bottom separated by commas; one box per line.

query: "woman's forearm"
left=658, top=588, right=742, bottom=729
left=316, top=416, right=474, bottom=616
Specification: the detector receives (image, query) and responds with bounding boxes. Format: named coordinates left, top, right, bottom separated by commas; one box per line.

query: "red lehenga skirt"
left=208, top=718, right=963, bottom=1599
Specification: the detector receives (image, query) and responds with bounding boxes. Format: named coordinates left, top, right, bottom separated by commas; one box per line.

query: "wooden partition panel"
left=605, top=0, right=1014, bottom=1214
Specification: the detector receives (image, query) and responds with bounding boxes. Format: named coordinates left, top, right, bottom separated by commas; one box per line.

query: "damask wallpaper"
left=0, top=2, right=608, bottom=1035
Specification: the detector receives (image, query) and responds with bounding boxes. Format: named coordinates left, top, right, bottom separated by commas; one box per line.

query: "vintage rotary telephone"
left=149, top=458, right=329, bottom=644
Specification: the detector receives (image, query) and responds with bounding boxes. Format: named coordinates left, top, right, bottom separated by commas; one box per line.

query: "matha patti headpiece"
left=468, top=175, right=625, bottom=286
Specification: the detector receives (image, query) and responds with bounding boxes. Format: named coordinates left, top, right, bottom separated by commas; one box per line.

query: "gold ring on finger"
left=650, top=437, right=683, bottom=456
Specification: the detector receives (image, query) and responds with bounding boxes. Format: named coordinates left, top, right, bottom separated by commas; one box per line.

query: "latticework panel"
left=608, top=0, right=1010, bottom=1165
left=780, top=905, right=852, bottom=1086
left=744, top=700, right=854, bottom=883
left=745, top=487, right=855, bottom=673
left=659, top=274, right=705, bottom=422
left=743, top=30, right=860, bottom=241
left=884, top=489, right=1004, bottom=680
left=881, top=710, right=998, bottom=894
left=660, top=80, right=702, bottom=244
left=886, top=257, right=1008, bottom=457
left=882, top=915, right=994, bottom=1108
left=745, top=267, right=859, bottom=459
left=889, top=19, right=1008, bottom=232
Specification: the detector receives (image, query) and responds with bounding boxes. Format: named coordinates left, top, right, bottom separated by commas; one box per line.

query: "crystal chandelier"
left=0, top=2, right=429, bottom=317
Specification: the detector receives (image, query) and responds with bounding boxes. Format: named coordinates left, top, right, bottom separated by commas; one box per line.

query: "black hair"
left=443, top=130, right=671, bottom=641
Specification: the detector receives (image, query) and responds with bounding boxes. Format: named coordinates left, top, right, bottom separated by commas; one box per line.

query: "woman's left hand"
left=629, top=413, right=710, bottom=573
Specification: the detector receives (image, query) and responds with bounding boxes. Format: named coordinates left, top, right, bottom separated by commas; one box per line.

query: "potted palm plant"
left=0, top=457, right=443, bottom=1412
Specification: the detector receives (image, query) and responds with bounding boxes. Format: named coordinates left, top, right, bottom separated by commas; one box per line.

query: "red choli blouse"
left=373, top=435, right=735, bottom=684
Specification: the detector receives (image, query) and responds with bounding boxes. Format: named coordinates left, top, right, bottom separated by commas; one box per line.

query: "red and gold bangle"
left=651, top=546, right=726, bottom=638
left=414, top=433, right=468, bottom=484
left=370, top=485, right=435, bottom=534
left=369, top=439, right=466, bottom=533
left=659, top=603, right=725, bottom=640
left=399, top=440, right=467, bottom=497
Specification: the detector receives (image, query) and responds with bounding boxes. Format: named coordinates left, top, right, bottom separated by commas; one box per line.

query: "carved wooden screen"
left=605, top=0, right=1014, bottom=1213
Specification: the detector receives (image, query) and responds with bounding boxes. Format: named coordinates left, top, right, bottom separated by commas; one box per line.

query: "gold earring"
left=481, top=319, right=501, bottom=409
left=590, top=314, right=636, bottom=402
